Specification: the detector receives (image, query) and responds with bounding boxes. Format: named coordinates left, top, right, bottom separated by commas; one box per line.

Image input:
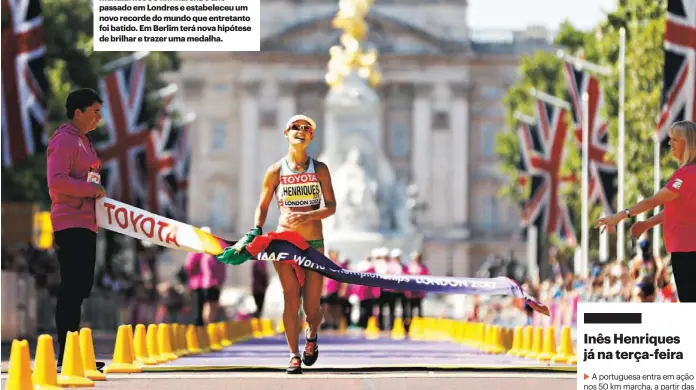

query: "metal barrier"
left=1, top=271, right=37, bottom=340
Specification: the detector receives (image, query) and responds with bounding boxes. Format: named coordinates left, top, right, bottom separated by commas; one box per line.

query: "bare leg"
left=274, top=262, right=303, bottom=355
left=302, top=252, right=325, bottom=338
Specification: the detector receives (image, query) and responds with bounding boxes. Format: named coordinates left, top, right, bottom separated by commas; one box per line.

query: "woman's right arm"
left=253, top=163, right=280, bottom=229
left=47, top=134, right=102, bottom=198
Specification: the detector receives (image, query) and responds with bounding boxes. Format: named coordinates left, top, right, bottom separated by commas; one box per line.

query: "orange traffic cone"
left=103, top=325, right=142, bottom=373
left=7, top=340, right=35, bottom=390
left=57, top=331, right=95, bottom=387
left=79, top=328, right=106, bottom=380
left=33, top=334, right=63, bottom=390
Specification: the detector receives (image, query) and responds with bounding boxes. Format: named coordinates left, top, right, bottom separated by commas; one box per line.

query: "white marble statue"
left=331, top=148, right=381, bottom=231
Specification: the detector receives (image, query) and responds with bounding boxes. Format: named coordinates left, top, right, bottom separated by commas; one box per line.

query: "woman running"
left=596, top=120, right=696, bottom=302
left=252, top=114, right=337, bottom=373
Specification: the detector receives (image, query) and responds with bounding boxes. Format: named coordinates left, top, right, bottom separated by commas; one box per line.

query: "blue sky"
left=468, top=0, right=618, bottom=31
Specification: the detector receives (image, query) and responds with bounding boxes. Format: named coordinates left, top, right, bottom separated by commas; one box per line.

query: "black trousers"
left=54, top=228, right=97, bottom=362
left=670, top=252, right=696, bottom=302
left=358, top=299, right=375, bottom=328
left=409, top=298, right=423, bottom=318
left=253, top=292, right=266, bottom=319
left=193, top=288, right=205, bottom=326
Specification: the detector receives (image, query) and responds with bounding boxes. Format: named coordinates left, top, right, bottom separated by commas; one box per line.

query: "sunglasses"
left=290, top=124, right=314, bottom=132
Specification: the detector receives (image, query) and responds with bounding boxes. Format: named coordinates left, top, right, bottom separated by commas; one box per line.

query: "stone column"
left=276, top=82, right=296, bottom=133
left=450, top=83, right=471, bottom=233
left=238, top=80, right=261, bottom=233
left=411, top=84, right=433, bottom=222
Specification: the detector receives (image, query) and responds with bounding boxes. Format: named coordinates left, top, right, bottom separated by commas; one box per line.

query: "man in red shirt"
left=596, top=120, right=696, bottom=302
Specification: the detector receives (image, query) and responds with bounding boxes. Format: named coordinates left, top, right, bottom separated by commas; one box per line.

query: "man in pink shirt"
left=47, top=89, right=106, bottom=370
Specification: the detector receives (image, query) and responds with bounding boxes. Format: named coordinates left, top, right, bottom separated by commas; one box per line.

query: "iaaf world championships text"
left=255, top=251, right=498, bottom=289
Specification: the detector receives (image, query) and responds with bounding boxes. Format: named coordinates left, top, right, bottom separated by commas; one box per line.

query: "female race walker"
left=595, top=120, right=696, bottom=302
left=252, top=114, right=336, bottom=373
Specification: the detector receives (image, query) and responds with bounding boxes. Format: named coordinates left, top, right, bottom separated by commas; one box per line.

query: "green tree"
left=1, top=0, right=180, bottom=208
left=495, top=0, right=669, bottom=260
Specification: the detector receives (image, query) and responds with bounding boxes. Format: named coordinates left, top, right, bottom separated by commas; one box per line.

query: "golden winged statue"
left=325, top=0, right=382, bottom=88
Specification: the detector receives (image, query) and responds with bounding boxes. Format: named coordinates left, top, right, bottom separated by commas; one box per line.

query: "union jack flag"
left=518, top=98, right=577, bottom=246
left=147, top=109, right=193, bottom=221
left=96, top=52, right=150, bottom=207
left=656, top=0, right=696, bottom=144
left=563, top=61, right=617, bottom=216
left=1, top=0, right=49, bottom=167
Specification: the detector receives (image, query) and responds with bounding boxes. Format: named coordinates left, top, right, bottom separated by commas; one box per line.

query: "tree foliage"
left=495, top=0, right=670, bottom=257
left=2, top=0, right=180, bottom=208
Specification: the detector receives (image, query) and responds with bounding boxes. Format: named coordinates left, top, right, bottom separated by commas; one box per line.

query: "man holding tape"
left=47, top=88, right=107, bottom=370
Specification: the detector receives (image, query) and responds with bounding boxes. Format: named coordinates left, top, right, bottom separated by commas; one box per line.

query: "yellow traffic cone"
left=489, top=326, right=505, bottom=354
left=524, top=326, right=544, bottom=359
left=409, top=317, right=423, bottom=340
left=507, top=327, right=523, bottom=356
left=133, top=324, right=158, bottom=365
left=197, top=325, right=211, bottom=353
left=365, top=316, right=380, bottom=339
left=516, top=326, right=533, bottom=357
left=552, top=326, right=576, bottom=364
left=157, top=323, right=179, bottom=361
left=338, top=317, right=348, bottom=334
left=169, top=324, right=183, bottom=357
left=79, top=328, right=106, bottom=380
left=537, top=326, right=557, bottom=361
left=207, top=323, right=222, bottom=351
left=33, top=335, right=64, bottom=390
left=178, top=324, right=189, bottom=356
left=219, top=322, right=232, bottom=347
left=186, top=324, right=202, bottom=354
left=57, top=331, right=95, bottom=387
left=7, top=340, right=35, bottom=390
left=146, top=324, right=167, bottom=363
left=261, top=318, right=275, bottom=337
left=250, top=318, right=263, bottom=338
left=103, top=325, right=142, bottom=373
left=391, top=317, right=406, bottom=340
left=276, top=319, right=286, bottom=335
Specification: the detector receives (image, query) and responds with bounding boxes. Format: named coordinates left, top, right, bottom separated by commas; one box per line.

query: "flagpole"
left=617, top=27, right=627, bottom=262
left=581, top=92, right=590, bottom=278
left=653, top=139, right=661, bottom=257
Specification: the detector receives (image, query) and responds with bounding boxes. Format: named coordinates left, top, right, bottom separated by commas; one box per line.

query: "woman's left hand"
left=594, top=212, right=625, bottom=234
left=280, top=211, right=310, bottom=229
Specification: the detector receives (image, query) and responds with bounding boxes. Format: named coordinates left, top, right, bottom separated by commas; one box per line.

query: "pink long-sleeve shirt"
left=405, top=263, right=430, bottom=299
left=185, top=252, right=226, bottom=290
left=47, top=123, right=102, bottom=233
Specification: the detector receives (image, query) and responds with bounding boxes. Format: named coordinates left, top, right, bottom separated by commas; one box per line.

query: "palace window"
left=210, top=120, right=227, bottom=152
